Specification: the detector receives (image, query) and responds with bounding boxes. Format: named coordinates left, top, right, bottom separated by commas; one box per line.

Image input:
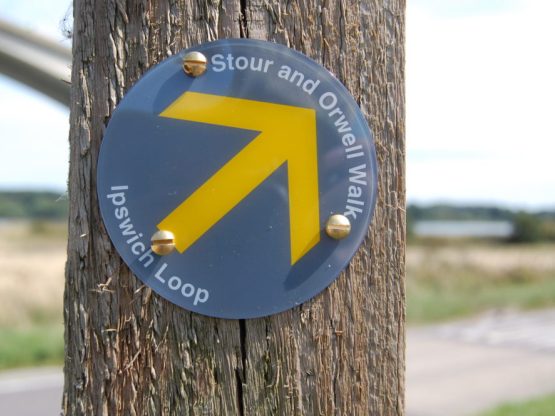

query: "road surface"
left=407, top=309, right=555, bottom=416
left=0, top=367, right=62, bottom=416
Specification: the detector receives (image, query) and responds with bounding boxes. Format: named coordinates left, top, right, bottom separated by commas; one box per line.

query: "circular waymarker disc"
left=98, top=39, right=377, bottom=319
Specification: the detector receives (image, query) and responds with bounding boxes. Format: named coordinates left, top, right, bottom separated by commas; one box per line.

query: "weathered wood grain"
left=63, top=1, right=405, bottom=414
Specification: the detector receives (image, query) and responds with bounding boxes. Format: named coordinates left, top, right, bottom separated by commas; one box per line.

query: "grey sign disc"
left=97, top=39, right=377, bottom=319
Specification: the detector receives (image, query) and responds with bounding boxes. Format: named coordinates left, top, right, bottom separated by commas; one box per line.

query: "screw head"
left=151, top=230, right=176, bottom=255
left=182, top=51, right=207, bottom=77
left=325, top=214, right=351, bottom=240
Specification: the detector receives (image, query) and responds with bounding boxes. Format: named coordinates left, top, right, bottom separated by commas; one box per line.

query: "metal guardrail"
left=0, top=18, right=71, bottom=107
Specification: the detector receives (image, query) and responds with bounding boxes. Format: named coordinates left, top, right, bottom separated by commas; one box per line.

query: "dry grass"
left=408, top=241, right=555, bottom=277
left=0, top=221, right=66, bottom=327
left=407, top=240, right=555, bottom=323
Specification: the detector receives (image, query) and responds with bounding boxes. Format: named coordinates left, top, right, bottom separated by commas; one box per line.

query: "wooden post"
left=63, top=1, right=405, bottom=414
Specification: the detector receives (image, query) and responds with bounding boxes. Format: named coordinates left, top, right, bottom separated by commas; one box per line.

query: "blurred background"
left=0, top=1, right=554, bottom=415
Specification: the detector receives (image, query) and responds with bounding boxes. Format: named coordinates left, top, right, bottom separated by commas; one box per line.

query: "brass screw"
left=182, top=51, right=207, bottom=77
left=325, top=214, right=351, bottom=240
left=151, top=230, right=176, bottom=255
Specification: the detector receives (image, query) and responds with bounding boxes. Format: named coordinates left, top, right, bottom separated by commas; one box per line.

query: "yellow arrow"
left=158, top=92, right=320, bottom=265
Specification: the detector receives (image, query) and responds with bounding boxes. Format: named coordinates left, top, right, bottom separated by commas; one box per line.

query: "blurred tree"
left=63, top=1, right=406, bottom=415
left=0, top=192, right=67, bottom=219
left=540, top=220, right=555, bottom=241
left=511, top=212, right=543, bottom=242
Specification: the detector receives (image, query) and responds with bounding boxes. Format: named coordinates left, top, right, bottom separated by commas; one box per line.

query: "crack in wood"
left=237, top=319, right=247, bottom=416
left=239, top=0, right=249, bottom=38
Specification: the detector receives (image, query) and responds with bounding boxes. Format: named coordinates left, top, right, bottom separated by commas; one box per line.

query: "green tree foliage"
left=407, top=203, right=516, bottom=221
left=0, top=191, right=68, bottom=220
left=511, top=212, right=543, bottom=242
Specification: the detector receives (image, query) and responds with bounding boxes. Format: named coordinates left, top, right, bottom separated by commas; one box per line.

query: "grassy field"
left=0, top=325, right=64, bottom=369
left=407, top=239, right=555, bottom=323
left=478, top=393, right=555, bottom=416
left=1, top=221, right=555, bottom=368
left=0, top=220, right=66, bottom=370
